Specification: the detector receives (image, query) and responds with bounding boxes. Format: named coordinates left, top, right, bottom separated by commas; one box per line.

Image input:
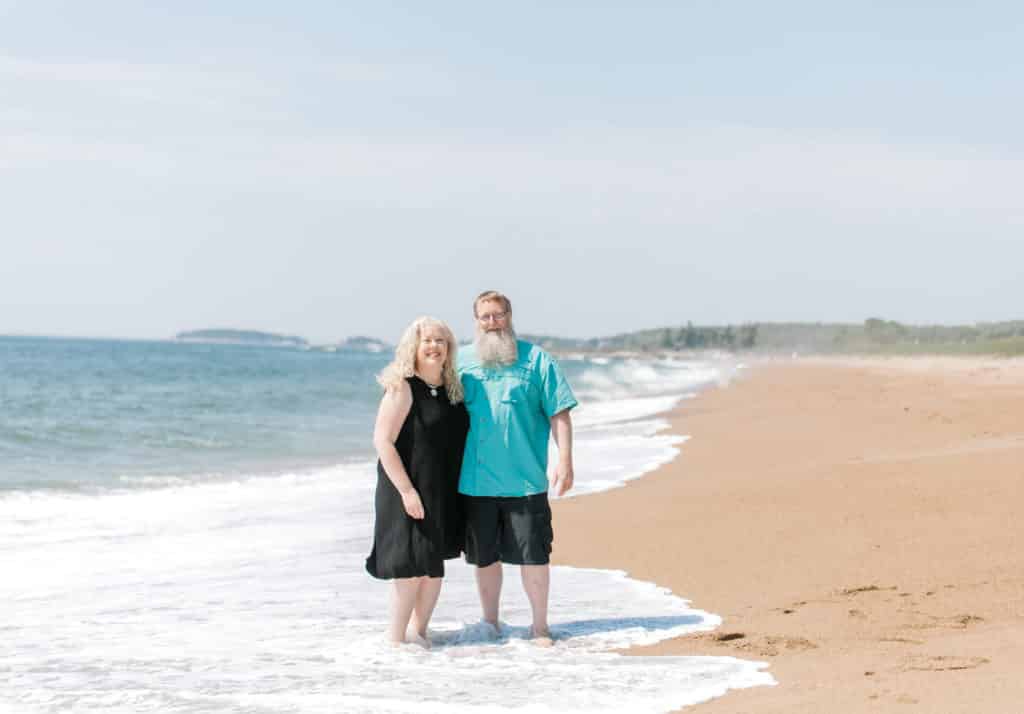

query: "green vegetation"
left=523, top=319, right=1024, bottom=357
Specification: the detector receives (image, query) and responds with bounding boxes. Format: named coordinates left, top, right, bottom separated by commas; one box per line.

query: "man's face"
left=475, top=299, right=510, bottom=334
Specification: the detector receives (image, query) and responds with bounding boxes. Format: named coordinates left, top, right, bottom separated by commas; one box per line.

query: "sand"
left=553, top=357, right=1024, bottom=713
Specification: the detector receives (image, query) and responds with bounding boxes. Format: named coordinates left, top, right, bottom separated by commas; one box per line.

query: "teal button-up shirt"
left=457, top=340, right=578, bottom=497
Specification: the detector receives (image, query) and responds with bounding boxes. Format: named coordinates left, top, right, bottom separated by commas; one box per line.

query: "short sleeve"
left=538, top=351, right=578, bottom=418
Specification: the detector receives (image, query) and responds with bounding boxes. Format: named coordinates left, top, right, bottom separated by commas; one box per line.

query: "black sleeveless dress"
left=365, top=376, right=469, bottom=579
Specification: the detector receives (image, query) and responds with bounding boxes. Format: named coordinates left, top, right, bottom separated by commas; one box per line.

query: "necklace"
left=416, top=373, right=443, bottom=397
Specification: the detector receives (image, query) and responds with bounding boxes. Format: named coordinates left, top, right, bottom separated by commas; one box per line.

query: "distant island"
left=175, top=329, right=308, bottom=348
left=174, top=329, right=392, bottom=354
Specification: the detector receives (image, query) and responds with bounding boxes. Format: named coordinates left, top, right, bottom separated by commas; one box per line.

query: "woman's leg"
left=389, top=578, right=420, bottom=645
left=409, top=576, right=443, bottom=639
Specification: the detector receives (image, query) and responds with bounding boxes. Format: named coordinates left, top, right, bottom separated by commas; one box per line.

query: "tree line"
left=524, top=319, right=1024, bottom=355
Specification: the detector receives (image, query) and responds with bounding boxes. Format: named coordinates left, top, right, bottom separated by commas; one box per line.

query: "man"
left=457, top=290, right=577, bottom=645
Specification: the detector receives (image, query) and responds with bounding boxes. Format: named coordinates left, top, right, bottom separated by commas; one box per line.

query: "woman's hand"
left=400, top=488, right=425, bottom=519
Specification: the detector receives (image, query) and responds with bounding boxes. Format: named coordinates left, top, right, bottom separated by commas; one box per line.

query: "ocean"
left=0, top=336, right=773, bottom=713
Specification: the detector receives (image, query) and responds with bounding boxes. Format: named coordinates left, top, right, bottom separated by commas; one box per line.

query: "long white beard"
left=475, top=326, right=518, bottom=367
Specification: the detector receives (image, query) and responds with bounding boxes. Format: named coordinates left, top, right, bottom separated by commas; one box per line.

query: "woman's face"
left=416, top=325, right=449, bottom=372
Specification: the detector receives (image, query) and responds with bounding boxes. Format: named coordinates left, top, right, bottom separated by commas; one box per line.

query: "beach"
left=6, top=338, right=1022, bottom=711
left=554, top=357, right=1024, bottom=712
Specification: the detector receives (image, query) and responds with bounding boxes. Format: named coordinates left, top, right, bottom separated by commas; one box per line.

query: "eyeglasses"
left=420, top=337, right=447, bottom=347
left=477, top=311, right=508, bottom=324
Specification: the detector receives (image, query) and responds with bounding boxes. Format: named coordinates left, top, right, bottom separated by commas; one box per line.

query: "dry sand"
left=554, top=357, right=1024, bottom=713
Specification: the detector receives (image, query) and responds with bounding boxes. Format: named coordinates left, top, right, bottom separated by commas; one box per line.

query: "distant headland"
left=175, top=329, right=308, bottom=347
left=174, top=329, right=391, bottom=353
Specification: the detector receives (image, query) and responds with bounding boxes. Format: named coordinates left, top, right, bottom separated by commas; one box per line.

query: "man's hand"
left=400, top=488, right=425, bottom=519
left=550, top=461, right=574, bottom=497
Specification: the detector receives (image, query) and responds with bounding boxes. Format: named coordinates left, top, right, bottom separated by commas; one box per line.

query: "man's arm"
left=549, top=409, right=574, bottom=497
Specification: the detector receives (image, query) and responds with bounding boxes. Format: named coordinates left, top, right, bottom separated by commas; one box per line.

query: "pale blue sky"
left=2, top=2, right=1022, bottom=342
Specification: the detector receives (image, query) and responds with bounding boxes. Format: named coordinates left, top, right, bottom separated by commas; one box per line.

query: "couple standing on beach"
left=365, top=290, right=578, bottom=647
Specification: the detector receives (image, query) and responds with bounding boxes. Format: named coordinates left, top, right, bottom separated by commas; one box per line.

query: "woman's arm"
left=372, top=381, right=424, bottom=519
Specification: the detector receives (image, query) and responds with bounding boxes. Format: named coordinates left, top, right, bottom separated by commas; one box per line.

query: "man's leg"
left=520, top=564, right=550, bottom=637
left=474, top=561, right=503, bottom=626
left=507, top=493, right=553, bottom=642
left=409, top=576, right=443, bottom=640
left=465, top=496, right=503, bottom=629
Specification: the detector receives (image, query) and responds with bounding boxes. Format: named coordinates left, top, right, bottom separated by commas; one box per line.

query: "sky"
left=2, top=1, right=1022, bottom=343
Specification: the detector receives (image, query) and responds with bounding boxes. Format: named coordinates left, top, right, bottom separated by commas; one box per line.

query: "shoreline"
left=553, top=356, right=1024, bottom=712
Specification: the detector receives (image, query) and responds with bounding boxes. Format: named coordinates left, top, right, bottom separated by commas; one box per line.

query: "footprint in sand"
left=702, top=631, right=818, bottom=658
left=715, top=632, right=745, bottom=642
left=903, top=613, right=985, bottom=630
left=775, top=636, right=818, bottom=651
left=878, top=636, right=925, bottom=645
left=904, top=655, right=989, bottom=672
left=776, top=599, right=807, bottom=614
left=838, top=585, right=898, bottom=596
left=743, top=635, right=816, bottom=656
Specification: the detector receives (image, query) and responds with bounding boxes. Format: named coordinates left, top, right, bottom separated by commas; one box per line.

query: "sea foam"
left=0, top=356, right=774, bottom=712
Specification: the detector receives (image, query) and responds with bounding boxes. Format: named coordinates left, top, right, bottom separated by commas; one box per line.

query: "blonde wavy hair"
left=377, top=316, right=464, bottom=404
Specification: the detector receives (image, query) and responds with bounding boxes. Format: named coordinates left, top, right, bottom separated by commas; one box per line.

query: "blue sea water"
left=1, top=336, right=383, bottom=492
left=0, top=336, right=773, bottom=713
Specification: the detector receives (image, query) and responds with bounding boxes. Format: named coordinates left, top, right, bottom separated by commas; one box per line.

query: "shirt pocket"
left=498, top=373, right=530, bottom=405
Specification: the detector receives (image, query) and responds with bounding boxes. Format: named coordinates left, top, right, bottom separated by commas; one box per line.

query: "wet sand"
left=554, top=357, right=1024, bottom=712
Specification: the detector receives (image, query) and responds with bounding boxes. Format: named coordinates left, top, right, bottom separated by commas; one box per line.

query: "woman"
left=365, top=316, right=469, bottom=647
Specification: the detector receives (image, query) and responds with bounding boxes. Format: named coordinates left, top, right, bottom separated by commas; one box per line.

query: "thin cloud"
left=5, top=122, right=1020, bottom=233
left=232, top=127, right=1024, bottom=225
left=0, top=54, right=286, bottom=112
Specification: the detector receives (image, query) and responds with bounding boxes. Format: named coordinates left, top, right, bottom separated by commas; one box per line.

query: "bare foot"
left=406, top=630, right=431, bottom=649
left=528, top=627, right=555, bottom=648
left=477, top=620, right=502, bottom=640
